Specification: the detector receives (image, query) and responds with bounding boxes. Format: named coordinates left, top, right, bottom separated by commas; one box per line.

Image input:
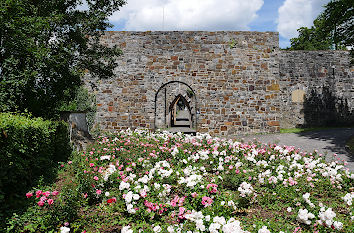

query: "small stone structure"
left=84, top=31, right=353, bottom=136
left=60, top=111, right=93, bottom=150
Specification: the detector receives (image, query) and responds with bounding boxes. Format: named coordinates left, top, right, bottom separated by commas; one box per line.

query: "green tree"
left=288, top=0, right=353, bottom=50
left=0, top=0, right=125, bottom=118
left=289, top=16, right=332, bottom=50
left=320, top=0, right=353, bottom=49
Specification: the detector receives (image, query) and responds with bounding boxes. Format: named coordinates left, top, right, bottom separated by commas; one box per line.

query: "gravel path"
left=240, top=128, right=354, bottom=171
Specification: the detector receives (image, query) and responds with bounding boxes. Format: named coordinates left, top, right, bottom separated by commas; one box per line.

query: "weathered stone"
left=291, top=90, right=305, bottom=103
left=83, top=31, right=353, bottom=137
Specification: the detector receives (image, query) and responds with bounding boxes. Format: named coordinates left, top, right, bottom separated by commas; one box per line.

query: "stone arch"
left=154, top=81, right=197, bottom=131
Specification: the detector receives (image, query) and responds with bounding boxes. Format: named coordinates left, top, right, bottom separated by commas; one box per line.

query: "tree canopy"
left=0, top=0, right=125, bottom=118
left=288, top=0, right=353, bottom=50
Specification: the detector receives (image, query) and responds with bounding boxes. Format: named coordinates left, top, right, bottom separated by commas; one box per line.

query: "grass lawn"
left=280, top=127, right=352, bottom=134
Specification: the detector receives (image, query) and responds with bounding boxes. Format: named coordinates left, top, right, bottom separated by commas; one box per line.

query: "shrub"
left=0, top=113, right=72, bottom=221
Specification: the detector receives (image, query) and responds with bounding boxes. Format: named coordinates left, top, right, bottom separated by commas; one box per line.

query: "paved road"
left=240, top=128, right=354, bottom=171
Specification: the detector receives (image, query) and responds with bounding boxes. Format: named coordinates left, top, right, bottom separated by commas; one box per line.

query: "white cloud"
left=110, top=0, right=264, bottom=31
left=277, top=0, right=330, bottom=39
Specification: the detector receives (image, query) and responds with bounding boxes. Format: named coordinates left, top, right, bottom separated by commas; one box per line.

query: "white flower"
left=222, top=218, right=250, bottom=233
left=138, top=175, right=149, bottom=184
left=153, top=225, right=162, bottom=232
left=127, top=204, right=136, bottom=214
left=103, top=164, right=117, bottom=181
left=171, top=147, right=179, bottom=156
left=205, top=215, right=211, bottom=221
left=287, top=207, right=292, bottom=212
left=333, top=221, right=343, bottom=230
left=342, top=192, right=353, bottom=206
left=105, top=192, right=110, bottom=197
left=296, top=208, right=315, bottom=225
left=209, top=223, right=221, bottom=233
left=195, top=219, right=205, bottom=231
left=302, top=193, right=315, bottom=208
left=100, top=155, right=111, bottom=160
left=119, top=181, right=130, bottom=190
left=318, top=207, right=336, bottom=227
left=122, top=226, right=133, bottom=233
left=167, top=226, right=175, bottom=233
left=213, top=216, right=226, bottom=226
left=60, top=227, right=70, bottom=233
left=125, top=191, right=133, bottom=203
left=258, top=226, right=271, bottom=233
left=238, top=182, right=254, bottom=197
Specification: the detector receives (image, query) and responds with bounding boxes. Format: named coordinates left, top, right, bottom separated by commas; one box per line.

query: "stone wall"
left=278, top=51, right=354, bottom=128
left=85, top=31, right=353, bottom=136
left=85, top=31, right=282, bottom=136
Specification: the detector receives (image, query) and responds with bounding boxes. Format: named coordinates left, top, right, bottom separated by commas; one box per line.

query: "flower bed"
left=73, top=129, right=353, bottom=232
left=11, top=129, right=354, bottom=232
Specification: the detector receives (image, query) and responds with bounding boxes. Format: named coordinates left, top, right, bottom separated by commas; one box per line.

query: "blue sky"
left=107, top=0, right=330, bottom=48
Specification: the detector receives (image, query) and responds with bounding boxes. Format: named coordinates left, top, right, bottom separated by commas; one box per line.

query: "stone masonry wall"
left=278, top=51, right=354, bottom=128
left=85, top=31, right=353, bottom=136
left=86, top=31, right=282, bottom=136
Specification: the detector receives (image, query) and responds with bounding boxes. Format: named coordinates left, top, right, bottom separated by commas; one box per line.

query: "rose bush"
left=8, top=129, right=354, bottom=232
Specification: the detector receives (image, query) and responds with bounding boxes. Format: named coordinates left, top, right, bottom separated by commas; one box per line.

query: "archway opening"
left=169, top=94, right=192, bottom=127
left=154, top=81, right=197, bottom=134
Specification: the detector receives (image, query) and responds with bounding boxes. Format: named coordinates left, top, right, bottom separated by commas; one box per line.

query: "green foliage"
left=0, top=113, right=72, bottom=224
left=59, top=86, right=97, bottom=130
left=320, top=0, right=353, bottom=49
left=288, top=0, right=352, bottom=50
left=0, top=0, right=125, bottom=118
left=289, top=17, right=332, bottom=50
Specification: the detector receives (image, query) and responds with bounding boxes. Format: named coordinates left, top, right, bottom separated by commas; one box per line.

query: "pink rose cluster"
left=170, top=195, right=186, bottom=207
left=206, top=183, right=218, bottom=193
left=201, top=196, right=213, bottom=207
left=144, top=200, right=167, bottom=215
left=26, top=190, right=59, bottom=207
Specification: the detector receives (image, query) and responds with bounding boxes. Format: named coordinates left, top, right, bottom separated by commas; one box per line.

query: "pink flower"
left=206, top=184, right=218, bottom=193
left=96, top=189, right=102, bottom=195
left=89, top=163, right=94, bottom=167
left=68, top=161, right=72, bottom=165
left=201, top=196, right=213, bottom=207
left=40, top=196, right=47, bottom=202
left=140, top=190, right=147, bottom=198
left=52, top=191, right=59, bottom=196
left=26, top=192, right=33, bottom=198
left=47, top=199, right=54, bottom=205
left=37, top=200, right=45, bottom=207
left=235, top=169, right=240, bottom=174
left=93, top=176, right=99, bottom=181
left=178, top=207, right=186, bottom=219
left=36, top=190, right=42, bottom=198
left=43, top=191, right=51, bottom=197
left=191, top=192, right=198, bottom=198
left=83, top=193, right=88, bottom=198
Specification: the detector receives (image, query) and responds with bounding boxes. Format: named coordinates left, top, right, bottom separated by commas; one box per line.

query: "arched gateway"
left=154, top=81, right=197, bottom=133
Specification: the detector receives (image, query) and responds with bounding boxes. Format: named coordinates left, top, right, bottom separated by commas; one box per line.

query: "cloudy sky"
left=107, top=0, right=331, bottom=48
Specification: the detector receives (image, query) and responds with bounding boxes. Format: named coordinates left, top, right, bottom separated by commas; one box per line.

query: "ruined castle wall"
left=86, top=31, right=282, bottom=136
left=279, top=51, right=354, bottom=128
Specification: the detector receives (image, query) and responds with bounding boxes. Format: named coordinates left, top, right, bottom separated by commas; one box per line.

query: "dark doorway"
left=169, top=94, right=192, bottom=127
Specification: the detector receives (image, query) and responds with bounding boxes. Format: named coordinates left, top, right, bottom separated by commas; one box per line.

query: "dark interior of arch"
left=169, top=94, right=192, bottom=127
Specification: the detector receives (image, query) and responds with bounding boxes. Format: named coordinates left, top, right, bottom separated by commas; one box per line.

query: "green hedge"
left=0, top=113, right=72, bottom=219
